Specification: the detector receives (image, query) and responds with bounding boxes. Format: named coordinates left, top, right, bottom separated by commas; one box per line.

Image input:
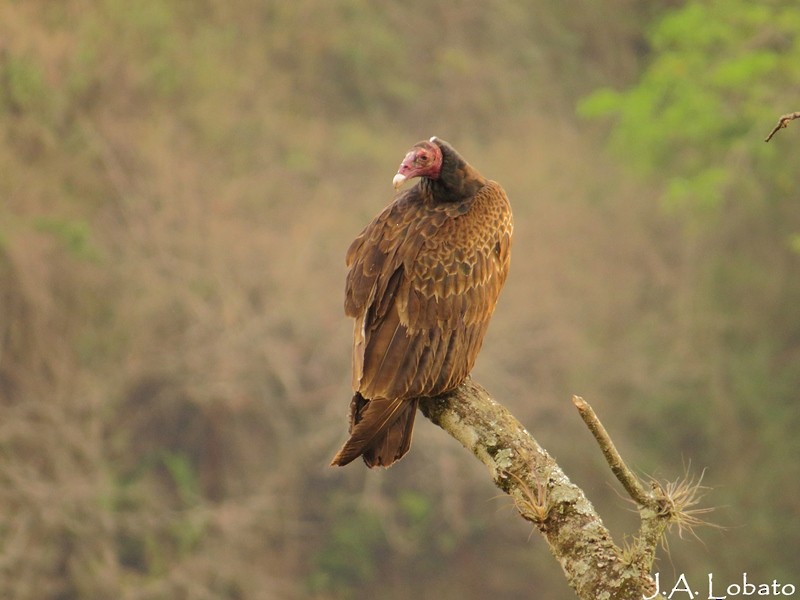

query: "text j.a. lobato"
left=644, top=572, right=796, bottom=599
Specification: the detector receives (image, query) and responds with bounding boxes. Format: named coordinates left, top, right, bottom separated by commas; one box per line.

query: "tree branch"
left=572, top=395, right=650, bottom=506
left=764, top=111, right=800, bottom=142
left=420, top=379, right=672, bottom=600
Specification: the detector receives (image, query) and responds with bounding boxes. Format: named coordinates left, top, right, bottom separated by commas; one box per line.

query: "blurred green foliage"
left=310, top=500, right=386, bottom=596
left=2, top=54, right=50, bottom=115
left=33, top=217, right=100, bottom=261
left=579, top=0, right=800, bottom=215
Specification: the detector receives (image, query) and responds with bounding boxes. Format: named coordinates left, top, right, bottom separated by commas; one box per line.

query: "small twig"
left=572, top=395, right=652, bottom=507
left=764, top=111, right=800, bottom=142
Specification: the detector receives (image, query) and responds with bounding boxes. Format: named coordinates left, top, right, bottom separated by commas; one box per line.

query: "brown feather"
left=330, top=394, right=416, bottom=467
left=361, top=399, right=418, bottom=467
left=332, top=138, right=513, bottom=468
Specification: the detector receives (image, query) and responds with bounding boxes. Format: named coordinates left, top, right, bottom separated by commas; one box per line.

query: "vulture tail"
left=330, top=393, right=418, bottom=468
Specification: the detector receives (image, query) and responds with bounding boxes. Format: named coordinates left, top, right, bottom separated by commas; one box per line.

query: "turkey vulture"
left=331, top=137, right=513, bottom=468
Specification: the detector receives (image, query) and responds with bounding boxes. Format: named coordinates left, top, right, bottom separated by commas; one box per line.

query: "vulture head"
left=392, top=136, right=444, bottom=189
left=391, top=136, right=485, bottom=203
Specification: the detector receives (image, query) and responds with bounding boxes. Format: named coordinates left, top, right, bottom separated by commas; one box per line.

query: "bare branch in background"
left=764, top=112, right=800, bottom=142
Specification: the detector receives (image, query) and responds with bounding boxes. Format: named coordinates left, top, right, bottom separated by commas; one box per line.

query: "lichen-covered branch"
left=420, top=379, right=662, bottom=600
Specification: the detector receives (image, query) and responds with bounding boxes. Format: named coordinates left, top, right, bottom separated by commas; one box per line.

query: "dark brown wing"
left=348, top=180, right=512, bottom=402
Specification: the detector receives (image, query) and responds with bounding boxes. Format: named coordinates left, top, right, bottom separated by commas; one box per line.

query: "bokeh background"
left=2, top=1, right=800, bottom=598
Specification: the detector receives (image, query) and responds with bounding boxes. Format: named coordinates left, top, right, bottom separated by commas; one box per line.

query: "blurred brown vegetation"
left=1, top=0, right=799, bottom=598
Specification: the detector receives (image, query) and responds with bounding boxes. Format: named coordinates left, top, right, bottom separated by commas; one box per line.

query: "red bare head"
left=392, top=137, right=443, bottom=189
